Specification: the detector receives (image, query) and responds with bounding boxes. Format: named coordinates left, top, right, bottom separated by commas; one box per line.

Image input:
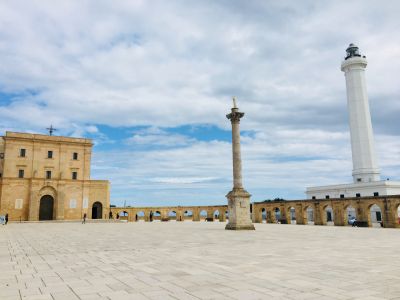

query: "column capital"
left=226, top=109, right=245, bottom=123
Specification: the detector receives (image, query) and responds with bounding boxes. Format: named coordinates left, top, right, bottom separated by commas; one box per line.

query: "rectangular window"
left=356, top=193, right=361, bottom=198
left=357, top=178, right=362, bottom=182
left=18, top=169, right=24, bottom=178
left=73, top=152, right=78, bottom=160
left=374, top=192, right=379, bottom=197
left=69, top=199, right=77, bottom=209
left=46, top=170, right=52, bottom=179
left=15, top=199, right=23, bottom=209
left=47, top=151, right=53, bottom=159
left=325, top=195, right=330, bottom=199
left=340, top=194, right=345, bottom=198
left=72, top=171, right=77, bottom=180
left=20, top=149, right=26, bottom=157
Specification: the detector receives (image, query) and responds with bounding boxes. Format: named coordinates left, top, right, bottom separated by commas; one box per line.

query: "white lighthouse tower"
left=306, top=44, right=400, bottom=199
left=341, top=44, right=380, bottom=183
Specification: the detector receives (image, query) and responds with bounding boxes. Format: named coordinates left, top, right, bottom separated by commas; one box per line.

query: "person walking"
left=5, top=213, right=9, bottom=225
left=82, top=213, right=87, bottom=224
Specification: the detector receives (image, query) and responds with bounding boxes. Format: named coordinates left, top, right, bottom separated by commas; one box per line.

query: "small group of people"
left=1, top=213, right=9, bottom=225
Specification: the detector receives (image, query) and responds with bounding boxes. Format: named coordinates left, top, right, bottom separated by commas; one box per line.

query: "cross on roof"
left=46, top=125, right=57, bottom=136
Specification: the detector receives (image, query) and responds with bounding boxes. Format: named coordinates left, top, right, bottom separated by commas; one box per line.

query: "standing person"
left=5, top=213, right=9, bottom=225
left=82, top=213, right=87, bottom=224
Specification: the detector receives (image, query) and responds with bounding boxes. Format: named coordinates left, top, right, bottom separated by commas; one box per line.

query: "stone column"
left=313, top=202, right=323, bottom=226
left=295, top=204, right=305, bottom=225
left=383, top=198, right=396, bottom=228
left=333, top=201, right=345, bottom=226
left=193, top=210, right=200, bottom=222
left=225, top=98, right=255, bottom=230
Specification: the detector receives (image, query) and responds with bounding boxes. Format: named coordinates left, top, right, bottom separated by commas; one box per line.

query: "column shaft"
left=231, top=121, right=243, bottom=189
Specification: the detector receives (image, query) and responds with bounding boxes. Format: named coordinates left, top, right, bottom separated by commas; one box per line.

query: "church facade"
left=0, top=132, right=109, bottom=221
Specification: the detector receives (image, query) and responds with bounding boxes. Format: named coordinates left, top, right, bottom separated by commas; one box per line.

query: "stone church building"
left=0, top=132, right=109, bottom=221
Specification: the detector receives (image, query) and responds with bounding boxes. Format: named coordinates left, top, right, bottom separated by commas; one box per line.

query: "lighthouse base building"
left=306, top=181, right=400, bottom=200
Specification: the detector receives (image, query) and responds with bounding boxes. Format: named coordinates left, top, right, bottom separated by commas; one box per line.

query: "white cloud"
left=1, top=1, right=400, bottom=205
left=126, top=127, right=194, bottom=146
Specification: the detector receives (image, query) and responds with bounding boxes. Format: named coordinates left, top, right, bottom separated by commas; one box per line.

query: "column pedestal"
left=225, top=188, right=255, bottom=230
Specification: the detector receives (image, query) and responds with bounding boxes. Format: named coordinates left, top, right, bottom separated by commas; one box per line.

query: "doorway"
left=39, top=195, right=54, bottom=220
left=92, top=202, right=103, bottom=219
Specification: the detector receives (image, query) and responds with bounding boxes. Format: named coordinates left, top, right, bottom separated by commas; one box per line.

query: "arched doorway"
left=169, top=211, right=177, bottom=221
left=119, top=211, right=129, bottom=221
left=214, top=210, right=220, bottom=221
left=154, top=211, right=161, bottom=221
left=261, top=208, right=266, bottom=223
left=92, top=202, right=103, bottom=219
left=39, top=195, right=54, bottom=220
left=274, top=207, right=281, bottom=223
left=369, top=204, right=382, bottom=227
left=325, top=206, right=334, bottom=225
left=345, top=205, right=356, bottom=225
left=137, top=211, right=145, bottom=221
left=200, top=210, right=207, bottom=221
left=306, top=206, right=314, bottom=225
left=289, top=207, right=296, bottom=224
left=397, top=205, right=400, bottom=225
left=184, top=210, right=193, bottom=221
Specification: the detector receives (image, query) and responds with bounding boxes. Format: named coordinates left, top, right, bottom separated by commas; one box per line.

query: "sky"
left=0, top=0, right=400, bottom=207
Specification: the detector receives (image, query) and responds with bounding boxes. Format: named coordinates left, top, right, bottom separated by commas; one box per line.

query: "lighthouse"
left=341, top=44, right=380, bottom=183
left=306, top=44, right=400, bottom=199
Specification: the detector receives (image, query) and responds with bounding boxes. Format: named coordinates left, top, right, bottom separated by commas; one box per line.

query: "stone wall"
left=252, top=195, right=400, bottom=228
left=0, top=132, right=110, bottom=221
left=111, top=195, right=400, bottom=228
left=110, top=205, right=228, bottom=222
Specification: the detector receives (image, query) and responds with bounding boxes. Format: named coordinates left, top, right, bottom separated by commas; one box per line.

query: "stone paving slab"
left=1, top=222, right=400, bottom=299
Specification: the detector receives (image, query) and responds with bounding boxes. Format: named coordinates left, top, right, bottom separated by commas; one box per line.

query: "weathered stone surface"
left=2, top=222, right=400, bottom=299
left=226, top=101, right=255, bottom=230
left=0, top=132, right=109, bottom=221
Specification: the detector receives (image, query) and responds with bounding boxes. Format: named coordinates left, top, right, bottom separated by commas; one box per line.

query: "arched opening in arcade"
left=397, top=205, right=400, bottom=225
left=92, top=202, right=103, bottom=219
left=288, top=207, right=296, bottom=224
left=324, top=206, right=334, bottom=225
left=118, top=211, right=129, bottom=221
left=200, top=210, right=207, bottom=221
left=261, top=208, right=266, bottom=223
left=305, top=206, right=314, bottom=225
left=136, top=211, right=145, bottom=221
left=39, top=195, right=54, bottom=221
left=274, top=207, right=281, bottom=223
left=169, top=211, right=177, bottom=221
left=345, top=205, right=356, bottom=226
left=153, top=211, right=161, bottom=221
left=184, top=210, right=193, bottom=221
left=213, top=210, right=220, bottom=221
left=225, top=210, right=229, bottom=220
left=369, top=204, right=383, bottom=227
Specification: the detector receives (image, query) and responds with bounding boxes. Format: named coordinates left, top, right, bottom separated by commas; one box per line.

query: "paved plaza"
left=1, top=222, right=400, bottom=300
